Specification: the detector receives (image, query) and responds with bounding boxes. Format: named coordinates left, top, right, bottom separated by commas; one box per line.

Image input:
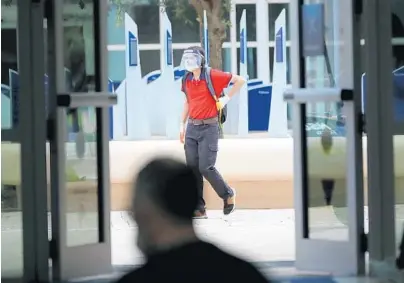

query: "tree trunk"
left=190, top=0, right=226, bottom=70
left=207, top=12, right=225, bottom=70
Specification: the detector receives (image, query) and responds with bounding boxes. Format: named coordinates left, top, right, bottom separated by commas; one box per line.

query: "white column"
left=256, top=0, right=270, bottom=84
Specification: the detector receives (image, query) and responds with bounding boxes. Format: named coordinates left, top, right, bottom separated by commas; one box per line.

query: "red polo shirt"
left=182, top=69, right=232, bottom=120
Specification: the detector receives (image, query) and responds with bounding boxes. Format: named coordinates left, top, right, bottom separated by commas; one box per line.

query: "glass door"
left=46, top=0, right=117, bottom=280
left=286, top=0, right=365, bottom=275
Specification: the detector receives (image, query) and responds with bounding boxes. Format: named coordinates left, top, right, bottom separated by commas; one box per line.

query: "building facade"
left=106, top=0, right=290, bottom=84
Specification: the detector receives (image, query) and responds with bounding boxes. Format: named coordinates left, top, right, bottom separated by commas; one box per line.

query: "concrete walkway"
left=2, top=208, right=404, bottom=280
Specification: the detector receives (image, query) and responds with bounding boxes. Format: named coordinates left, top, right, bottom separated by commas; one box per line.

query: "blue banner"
left=302, top=4, right=324, bottom=57
left=166, top=31, right=173, bottom=66
left=128, top=32, right=138, bottom=67
left=240, top=29, right=245, bottom=64
left=275, top=27, right=283, bottom=63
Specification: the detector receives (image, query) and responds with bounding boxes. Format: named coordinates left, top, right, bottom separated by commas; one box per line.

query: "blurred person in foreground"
left=116, top=157, right=270, bottom=283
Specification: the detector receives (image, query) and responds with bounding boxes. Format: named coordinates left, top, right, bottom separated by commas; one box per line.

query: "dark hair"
left=135, top=158, right=198, bottom=223
left=187, top=45, right=206, bottom=67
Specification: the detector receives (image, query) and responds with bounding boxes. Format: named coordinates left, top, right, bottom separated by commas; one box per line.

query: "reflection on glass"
left=1, top=2, right=23, bottom=278
left=394, top=135, right=404, bottom=254
left=63, top=0, right=99, bottom=246
left=305, top=103, right=348, bottom=241
left=1, top=143, right=23, bottom=277
left=1, top=29, right=18, bottom=130
left=302, top=0, right=349, bottom=241
left=390, top=0, right=404, bottom=256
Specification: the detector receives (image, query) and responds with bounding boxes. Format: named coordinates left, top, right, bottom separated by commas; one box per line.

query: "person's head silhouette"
left=131, top=157, right=199, bottom=257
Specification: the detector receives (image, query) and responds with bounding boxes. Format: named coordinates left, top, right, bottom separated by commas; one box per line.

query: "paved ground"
left=2, top=208, right=404, bottom=281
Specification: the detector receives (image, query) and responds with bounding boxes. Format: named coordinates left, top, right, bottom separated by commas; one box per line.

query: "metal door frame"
left=13, top=1, right=50, bottom=282
left=364, top=0, right=397, bottom=275
left=287, top=0, right=365, bottom=275
left=47, top=0, right=116, bottom=280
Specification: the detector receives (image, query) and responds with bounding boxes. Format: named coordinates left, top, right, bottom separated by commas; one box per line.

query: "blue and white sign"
left=124, top=13, right=150, bottom=140
left=302, top=4, right=325, bottom=57
left=240, top=29, right=246, bottom=64
left=268, top=9, right=289, bottom=137
left=237, top=9, right=249, bottom=136
left=128, top=32, right=138, bottom=67
left=158, top=10, right=178, bottom=139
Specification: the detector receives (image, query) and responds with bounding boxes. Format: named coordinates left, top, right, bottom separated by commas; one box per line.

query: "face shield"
left=180, top=49, right=203, bottom=72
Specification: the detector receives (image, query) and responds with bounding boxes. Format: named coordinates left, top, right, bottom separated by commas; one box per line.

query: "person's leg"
left=198, top=123, right=235, bottom=215
left=184, top=124, right=206, bottom=216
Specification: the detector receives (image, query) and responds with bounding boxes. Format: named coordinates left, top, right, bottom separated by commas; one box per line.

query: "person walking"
left=116, top=157, right=271, bottom=283
left=179, top=46, right=246, bottom=218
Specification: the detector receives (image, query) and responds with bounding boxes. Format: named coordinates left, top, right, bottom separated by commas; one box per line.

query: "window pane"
left=222, top=48, right=231, bottom=72
left=63, top=0, right=101, bottom=247
left=268, top=3, right=290, bottom=41
left=237, top=47, right=257, bottom=79
left=269, top=46, right=290, bottom=84
left=140, top=50, right=160, bottom=77
left=166, top=5, right=200, bottom=43
left=130, top=4, right=160, bottom=44
left=236, top=4, right=256, bottom=41
left=173, top=49, right=185, bottom=66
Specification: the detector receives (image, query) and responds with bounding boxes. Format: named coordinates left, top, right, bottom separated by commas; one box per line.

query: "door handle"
left=57, top=92, right=117, bottom=108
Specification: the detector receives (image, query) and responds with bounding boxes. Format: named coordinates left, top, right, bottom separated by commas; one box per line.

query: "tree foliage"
left=110, top=0, right=231, bottom=69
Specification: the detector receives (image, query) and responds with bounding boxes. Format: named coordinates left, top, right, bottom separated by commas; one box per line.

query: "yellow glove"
left=216, top=95, right=230, bottom=110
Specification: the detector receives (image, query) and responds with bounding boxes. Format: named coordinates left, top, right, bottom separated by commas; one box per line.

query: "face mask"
left=184, top=61, right=199, bottom=72
left=181, top=50, right=203, bottom=71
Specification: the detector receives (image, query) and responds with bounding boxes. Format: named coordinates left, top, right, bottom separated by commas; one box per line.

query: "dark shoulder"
left=203, top=243, right=270, bottom=282
left=115, top=266, right=150, bottom=283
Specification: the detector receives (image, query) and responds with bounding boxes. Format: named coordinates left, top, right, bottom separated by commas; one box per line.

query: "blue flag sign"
left=302, top=4, right=325, bottom=57
left=275, top=27, right=283, bottom=63
left=128, top=32, right=138, bottom=67
left=240, top=29, right=245, bottom=64
left=166, top=31, right=173, bottom=66
left=203, top=28, right=209, bottom=65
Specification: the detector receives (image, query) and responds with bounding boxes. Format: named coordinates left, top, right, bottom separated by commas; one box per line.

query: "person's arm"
left=214, top=72, right=246, bottom=108
left=226, top=74, right=246, bottom=98
left=180, top=100, right=189, bottom=128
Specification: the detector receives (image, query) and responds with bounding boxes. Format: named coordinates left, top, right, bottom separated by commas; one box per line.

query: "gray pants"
left=185, top=122, right=233, bottom=210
